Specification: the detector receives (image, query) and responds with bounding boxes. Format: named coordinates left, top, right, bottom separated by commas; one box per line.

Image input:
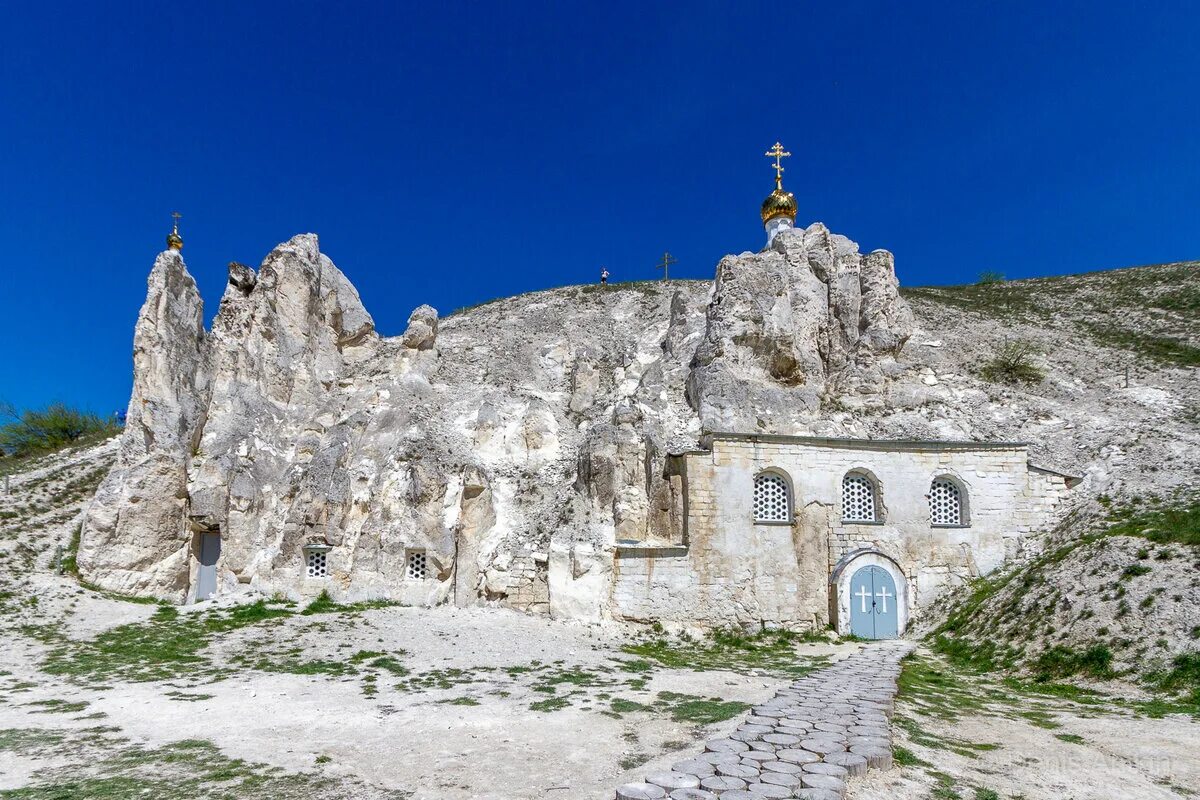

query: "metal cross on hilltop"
left=171, top=211, right=182, bottom=233
left=765, top=141, right=791, bottom=182
left=656, top=251, right=677, bottom=282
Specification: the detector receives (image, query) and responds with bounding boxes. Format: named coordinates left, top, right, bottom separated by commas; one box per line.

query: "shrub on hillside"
left=979, top=340, right=1045, bottom=385
left=976, top=271, right=1006, bottom=285
left=1105, top=497, right=1200, bottom=547
left=0, top=402, right=120, bottom=459
left=1033, top=645, right=1115, bottom=682
left=1147, top=651, right=1200, bottom=704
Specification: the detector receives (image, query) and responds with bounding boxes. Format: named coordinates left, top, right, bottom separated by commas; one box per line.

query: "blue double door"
left=849, top=565, right=899, bottom=639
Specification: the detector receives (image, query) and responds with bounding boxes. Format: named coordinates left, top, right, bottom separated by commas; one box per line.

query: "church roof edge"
left=700, top=431, right=1031, bottom=451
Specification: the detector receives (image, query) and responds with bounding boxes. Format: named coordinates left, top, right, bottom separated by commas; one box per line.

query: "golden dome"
left=167, top=212, right=183, bottom=251
left=761, top=179, right=797, bottom=224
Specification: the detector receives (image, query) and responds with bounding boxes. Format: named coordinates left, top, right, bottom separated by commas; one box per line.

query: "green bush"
left=1146, top=651, right=1200, bottom=703
left=979, top=340, right=1045, bottom=385
left=1033, top=645, right=1114, bottom=682
left=0, top=402, right=120, bottom=459
left=976, top=271, right=1006, bottom=285
left=1105, top=498, right=1200, bottom=547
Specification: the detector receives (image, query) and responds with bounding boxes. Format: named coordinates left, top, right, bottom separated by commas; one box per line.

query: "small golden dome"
left=166, top=212, right=183, bottom=251
left=761, top=180, right=797, bottom=224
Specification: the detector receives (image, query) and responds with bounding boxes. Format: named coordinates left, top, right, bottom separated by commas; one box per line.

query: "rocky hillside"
left=919, top=495, right=1199, bottom=710
left=0, top=437, right=117, bottom=592
left=905, top=262, right=1199, bottom=709
left=76, top=223, right=1199, bottom=626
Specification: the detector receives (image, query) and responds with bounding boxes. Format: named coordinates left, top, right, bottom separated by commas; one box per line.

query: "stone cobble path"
left=615, top=641, right=914, bottom=800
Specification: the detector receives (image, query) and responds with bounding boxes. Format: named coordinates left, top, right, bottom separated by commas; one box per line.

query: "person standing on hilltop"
left=600, top=267, right=609, bottom=286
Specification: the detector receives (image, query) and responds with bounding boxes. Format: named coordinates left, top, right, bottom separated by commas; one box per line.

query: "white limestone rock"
left=687, top=223, right=913, bottom=434
left=401, top=304, right=438, bottom=350
left=78, top=250, right=209, bottom=600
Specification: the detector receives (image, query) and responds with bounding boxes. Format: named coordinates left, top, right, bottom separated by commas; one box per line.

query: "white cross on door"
left=875, top=585, right=892, bottom=614
left=855, top=584, right=872, bottom=613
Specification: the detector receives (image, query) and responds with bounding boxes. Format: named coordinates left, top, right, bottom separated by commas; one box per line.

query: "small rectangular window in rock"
left=406, top=550, right=428, bottom=580
left=306, top=549, right=329, bottom=579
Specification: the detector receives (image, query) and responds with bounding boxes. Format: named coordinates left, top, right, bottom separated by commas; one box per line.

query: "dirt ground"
left=1, top=440, right=1196, bottom=800
left=850, top=648, right=1199, bottom=800
left=0, top=585, right=852, bottom=799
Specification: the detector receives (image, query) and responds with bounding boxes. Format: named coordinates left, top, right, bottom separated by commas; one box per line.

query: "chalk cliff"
left=80, top=229, right=1198, bottom=621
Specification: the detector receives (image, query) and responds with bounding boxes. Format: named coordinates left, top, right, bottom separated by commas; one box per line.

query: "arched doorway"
left=849, top=564, right=898, bottom=639
left=830, top=549, right=908, bottom=639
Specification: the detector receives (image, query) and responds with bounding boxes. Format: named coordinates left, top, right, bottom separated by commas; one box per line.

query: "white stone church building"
left=612, top=434, right=1077, bottom=637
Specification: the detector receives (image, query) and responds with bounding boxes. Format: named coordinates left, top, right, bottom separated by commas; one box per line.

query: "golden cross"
left=171, top=211, right=182, bottom=233
left=765, top=141, right=791, bottom=183
left=656, top=251, right=678, bottom=282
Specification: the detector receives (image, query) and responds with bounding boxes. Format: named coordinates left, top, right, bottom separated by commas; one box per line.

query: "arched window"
left=753, top=471, right=792, bottom=523
left=842, top=472, right=880, bottom=523
left=929, top=477, right=967, bottom=526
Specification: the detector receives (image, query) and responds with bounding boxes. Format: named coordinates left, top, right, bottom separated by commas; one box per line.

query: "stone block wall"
left=610, top=434, right=1075, bottom=631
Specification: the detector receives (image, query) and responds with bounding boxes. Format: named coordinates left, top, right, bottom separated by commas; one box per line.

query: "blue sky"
left=1, top=1, right=1197, bottom=414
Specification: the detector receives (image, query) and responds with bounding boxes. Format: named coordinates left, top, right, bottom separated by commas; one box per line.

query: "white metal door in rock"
left=196, top=533, right=220, bottom=601
left=849, top=564, right=898, bottom=639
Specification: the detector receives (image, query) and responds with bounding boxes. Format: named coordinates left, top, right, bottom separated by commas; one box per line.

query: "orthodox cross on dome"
left=760, top=141, right=798, bottom=245
left=765, top=141, right=791, bottom=187
left=167, top=211, right=184, bottom=251
left=656, top=251, right=677, bottom=282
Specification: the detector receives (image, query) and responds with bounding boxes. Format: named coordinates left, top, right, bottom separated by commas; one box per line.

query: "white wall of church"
left=610, top=435, right=1073, bottom=632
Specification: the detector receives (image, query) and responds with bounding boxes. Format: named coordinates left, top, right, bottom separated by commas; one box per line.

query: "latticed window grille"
left=753, top=473, right=791, bottom=522
left=842, top=473, right=878, bottom=522
left=929, top=478, right=964, bottom=526
left=406, top=550, right=428, bottom=580
left=305, top=549, right=328, bottom=579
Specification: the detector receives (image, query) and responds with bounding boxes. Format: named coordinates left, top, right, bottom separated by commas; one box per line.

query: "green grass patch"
left=25, top=698, right=89, bottom=714
left=1080, top=323, right=1200, bottom=368
left=163, top=691, right=214, bottom=702
left=26, top=600, right=293, bottom=683
left=654, top=691, right=749, bottom=725
left=892, top=745, right=929, bottom=767
left=1144, top=651, right=1200, bottom=706
left=1017, top=709, right=1061, bottom=729
left=1105, top=498, right=1200, bottom=547
left=621, top=628, right=819, bottom=678
left=1032, top=645, right=1115, bottom=682
left=529, top=696, right=570, bottom=712
left=619, top=752, right=651, bottom=770
left=300, top=590, right=399, bottom=616
left=610, top=697, right=651, bottom=714
left=0, top=728, right=362, bottom=799
left=59, top=524, right=82, bottom=577
left=1119, top=563, right=1152, bottom=580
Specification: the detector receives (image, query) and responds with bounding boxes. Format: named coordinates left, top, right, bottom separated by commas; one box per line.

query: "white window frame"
left=753, top=470, right=793, bottom=525
left=929, top=476, right=970, bottom=528
left=841, top=471, right=883, bottom=524
left=304, top=544, right=332, bottom=579
left=406, top=549, right=429, bottom=581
